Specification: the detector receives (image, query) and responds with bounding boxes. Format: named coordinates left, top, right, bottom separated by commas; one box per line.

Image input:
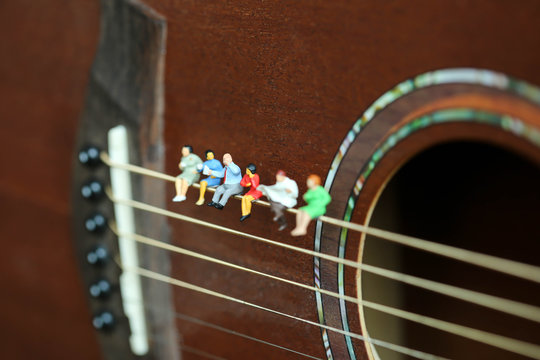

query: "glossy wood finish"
left=3, top=0, right=540, bottom=359
left=130, top=1, right=540, bottom=358
left=0, top=0, right=102, bottom=358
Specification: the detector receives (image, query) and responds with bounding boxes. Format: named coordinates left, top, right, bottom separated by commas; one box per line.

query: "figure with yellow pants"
left=239, top=163, right=262, bottom=221
left=195, top=149, right=224, bottom=205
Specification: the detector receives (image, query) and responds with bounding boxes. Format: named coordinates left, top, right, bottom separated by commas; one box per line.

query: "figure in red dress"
left=239, top=163, right=262, bottom=221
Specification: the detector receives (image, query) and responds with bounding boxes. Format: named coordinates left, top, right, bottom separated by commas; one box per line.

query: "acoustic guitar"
left=69, top=1, right=540, bottom=359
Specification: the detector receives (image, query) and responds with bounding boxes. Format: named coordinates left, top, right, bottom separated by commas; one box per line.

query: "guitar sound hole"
left=362, top=141, right=540, bottom=360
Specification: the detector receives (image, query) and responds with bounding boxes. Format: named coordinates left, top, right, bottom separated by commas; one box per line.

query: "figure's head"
left=205, top=149, right=215, bottom=160
left=307, top=174, right=321, bottom=189
left=276, top=170, right=286, bottom=182
left=223, top=153, right=232, bottom=166
left=182, top=145, right=193, bottom=157
left=246, top=163, right=256, bottom=176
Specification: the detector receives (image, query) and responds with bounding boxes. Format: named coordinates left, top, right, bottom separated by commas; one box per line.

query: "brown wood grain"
left=134, top=1, right=540, bottom=359
left=3, top=0, right=540, bottom=359
left=0, top=0, right=102, bottom=359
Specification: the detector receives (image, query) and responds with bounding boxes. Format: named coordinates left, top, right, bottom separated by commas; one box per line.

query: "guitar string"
left=173, top=313, right=323, bottom=360
left=107, top=192, right=540, bottom=324
left=100, top=152, right=540, bottom=284
left=144, top=331, right=228, bottom=360
left=109, top=222, right=362, bottom=306
left=124, top=297, right=325, bottom=360
left=180, top=344, right=227, bottom=360
left=102, top=154, right=540, bottom=358
left=147, top=332, right=230, bottom=360
left=110, top=221, right=540, bottom=324
left=111, top=225, right=540, bottom=359
left=113, top=259, right=448, bottom=360
left=118, top=261, right=540, bottom=360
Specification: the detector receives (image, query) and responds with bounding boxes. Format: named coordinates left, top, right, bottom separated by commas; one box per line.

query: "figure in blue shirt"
left=207, top=153, right=243, bottom=209
left=195, top=149, right=224, bottom=205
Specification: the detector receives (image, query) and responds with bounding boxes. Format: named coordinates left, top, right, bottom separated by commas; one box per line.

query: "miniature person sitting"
left=258, top=170, right=298, bottom=231
left=239, top=163, right=262, bottom=221
left=173, top=145, right=202, bottom=202
left=195, top=149, right=224, bottom=206
left=206, top=153, right=242, bottom=209
left=291, top=174, right=331, bottom=236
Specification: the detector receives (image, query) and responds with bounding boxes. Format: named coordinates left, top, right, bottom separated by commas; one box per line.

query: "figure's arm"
left=210, top=167, right=225, bottom=178
left=288, top=180, right=299, bottom=197
left=182, top=155, right=195, bottom=169
left=303, top=189, right=314, bottom=202
left=197, top=160, right=206, bottom=173
left=205, top=161, right=222, bottom=176
left=252, top=174, right=260, bottom=188
left=324, top=190, right=332, bottom=205
left=192, top=156, right=203, bottom=173
left=228, top=162, right=241, bottom=175
left=240, top=174, right=250, bottom=187
left=257, top=184, right=268, bottom=195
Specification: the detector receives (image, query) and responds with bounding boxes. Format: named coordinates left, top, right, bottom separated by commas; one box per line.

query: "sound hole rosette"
left=314, top=68, right=540, bottom=360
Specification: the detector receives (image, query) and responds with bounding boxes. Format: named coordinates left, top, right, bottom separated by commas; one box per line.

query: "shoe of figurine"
left=278, top=223, right=287, bottom=231
left=214, top=203, right=224, bottom=210
left=195, top=199, right=204, bottom=206
left=240, top=214, right=251, bottom=222
left=207, top=201, right=217, bottom=207
left=173, top=195, right=186, bottom=202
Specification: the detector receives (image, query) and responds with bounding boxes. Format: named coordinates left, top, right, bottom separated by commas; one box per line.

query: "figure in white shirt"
left=258, top=170, right=298, bottom=231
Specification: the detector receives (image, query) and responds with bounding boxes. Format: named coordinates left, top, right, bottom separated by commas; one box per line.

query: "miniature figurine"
left=173, top=145, right=202, bottom=202
left=206, top=153, right=243, bottom=209
left=291, top=174, right=331, bottom=236
left=239, top=163, right=262, bottom=221
left=195, top=149, right=224, bottom=205
left=258, top=170, right=298, bottom=231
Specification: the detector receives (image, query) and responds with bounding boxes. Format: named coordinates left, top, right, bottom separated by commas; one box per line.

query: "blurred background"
left=0, top=0, right=101, bottom=358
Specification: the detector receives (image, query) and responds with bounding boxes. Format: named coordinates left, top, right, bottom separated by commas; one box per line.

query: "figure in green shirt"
left=291, top=174, right=331, bottom=236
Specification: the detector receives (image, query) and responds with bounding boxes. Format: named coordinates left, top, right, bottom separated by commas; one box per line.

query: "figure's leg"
left=241, top=196, right=248, bottom=215
left=196, top=181, right=208, bottom=205
left=180, top=179, right=190, bottom=196
left=219, top=188, right=234, bottom=206
left=173, top=178, right=187, bottom=202
left=276, top=204, right=288, bottom=230
left=218, top=184, right=242, bottom=206
left=212, top=185, right=225, bottom=204
left=277, top=215, right=288, bottom=231
left=241, top=195, right=254, bottom=216
left=291, top=210, right=302, bottom=232
left=174, top=178, right=182, bottom=196
left=291, top=210, right=312, bottom=236
left=270, top=202, right=279, bottom=221
left=275, top=204, right=285, bottom=220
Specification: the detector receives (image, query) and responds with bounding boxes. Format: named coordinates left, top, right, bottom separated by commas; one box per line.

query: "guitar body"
left=3, top=0, right=540, bottom=359
left=0, top=1, right=102, bottom=359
